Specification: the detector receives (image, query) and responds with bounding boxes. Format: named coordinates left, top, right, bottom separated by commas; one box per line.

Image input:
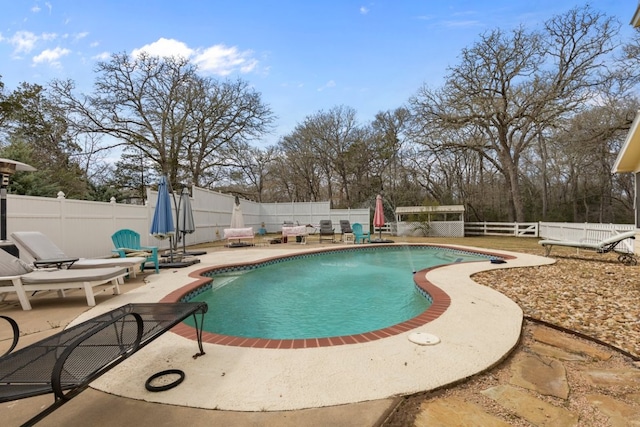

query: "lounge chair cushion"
left=282, top=225, right=308, bottom=236
left=119, top=248, right=152, bottom=257
left=0, top=249, right=33, bottom=276
left=10, top=231, right=66, bottom=260
left=20, top=266, right=127, bottom=284
left=68, top=258, right=147, bottom=269
left=223, top=228, right=254, bottom=239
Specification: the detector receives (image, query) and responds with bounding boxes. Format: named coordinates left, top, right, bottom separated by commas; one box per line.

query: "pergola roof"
left=395, top=205, right=465, bottom=215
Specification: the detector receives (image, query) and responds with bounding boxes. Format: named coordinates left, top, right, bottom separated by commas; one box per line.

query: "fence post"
left=110, top=197, right=117, bottom=236
left=57, top=191, right=66, bottom=248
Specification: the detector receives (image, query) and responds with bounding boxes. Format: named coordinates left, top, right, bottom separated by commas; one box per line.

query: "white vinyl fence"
left=538, top=222, right=636, bottom=243
left=6, top=187, right=370, bottom=261
left=9, top=187, right=635, bottom=261
left=465, top=221, right=636, bottom=252
left=465, top=222, right=539, bottom=237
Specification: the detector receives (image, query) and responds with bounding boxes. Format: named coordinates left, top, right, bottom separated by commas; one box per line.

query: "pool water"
left=188, top=246, right=488, bottom=339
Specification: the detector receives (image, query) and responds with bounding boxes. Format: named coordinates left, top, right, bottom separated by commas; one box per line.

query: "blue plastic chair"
left=111, top=229, right=159, bottom=273
left=352, top=223, right=370, bottom=244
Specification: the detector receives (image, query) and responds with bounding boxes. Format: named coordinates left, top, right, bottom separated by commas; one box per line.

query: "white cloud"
left=10, top=31, right=38, bottom=54
left=132, top=38, right=258, bottom=76
left=280, top=81, right=304, bottom=88
left=317, top=80, right=336, bottom=91
left=131, top=38, right=194, bottom=59
left=31, top=5, right=41, bottom=13
left=441, top=20, right=482, bottom=28
left=74, top=32, right=89, bottom=42
left=41, top=32, right=57, bottom=41
left=32, top=47, right=71, bottom=66
left=360, top=6, right=369, bottom=15
left=195, top=44, right=257, bottom=75
left=92, top=51, right=111, bottom=60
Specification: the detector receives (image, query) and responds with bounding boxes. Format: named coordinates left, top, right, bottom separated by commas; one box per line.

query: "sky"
left=0, top=1, right=637, bottom=147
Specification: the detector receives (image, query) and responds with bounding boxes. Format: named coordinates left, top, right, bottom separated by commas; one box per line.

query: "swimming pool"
left=88, top=243, right=534, bottom=412
left=185, top=245, right=491, bottom=341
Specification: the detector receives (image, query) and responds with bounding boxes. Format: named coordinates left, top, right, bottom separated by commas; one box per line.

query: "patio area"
left=2, top=237, right=640, bottom=426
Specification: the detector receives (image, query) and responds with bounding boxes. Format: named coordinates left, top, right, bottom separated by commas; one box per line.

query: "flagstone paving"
left=388, top=321, right=640, bottom=426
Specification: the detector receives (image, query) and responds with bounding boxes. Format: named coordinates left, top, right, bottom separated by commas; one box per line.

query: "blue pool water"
left=189, top=246, right=488, bottom=339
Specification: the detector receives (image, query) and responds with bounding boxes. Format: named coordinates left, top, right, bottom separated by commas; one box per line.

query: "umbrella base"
left=370, top=238, right=395, bottom=244
left=158, top=258, right=201, bottom=269
left=162, top=250, right=207, bottom=257
left=225, top=242, right=254, bottom=248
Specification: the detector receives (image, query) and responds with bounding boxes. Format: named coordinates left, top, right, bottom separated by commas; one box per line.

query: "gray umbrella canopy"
left=178, top=188, right=196, bottom=253
left=177, top=187, right=207, bottom=256
left=179, top=188, right=196, bottom=234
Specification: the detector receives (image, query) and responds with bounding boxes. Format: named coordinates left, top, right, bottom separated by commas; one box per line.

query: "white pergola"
left=394, top=205, right=465, bottom=237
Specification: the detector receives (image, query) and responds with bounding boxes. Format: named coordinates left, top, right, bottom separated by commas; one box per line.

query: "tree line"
left=1, top=5, right=639, bottom=223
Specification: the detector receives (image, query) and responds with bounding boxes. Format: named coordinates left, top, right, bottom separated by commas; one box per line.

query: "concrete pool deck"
left=72, top=244, right=552, bottom=411
left=2, top=243, right=554, bottom=425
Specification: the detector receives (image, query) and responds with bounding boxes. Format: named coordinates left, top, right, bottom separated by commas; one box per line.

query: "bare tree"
left=183, top=77, right=275, bottom=187
left=368, top=108, right=412, bottom=210
left=301, top=106, right=362, bottom=207
left=276, top=130, right=324, bottom=201
left=410, top=6, right=619, bottom=221
left=49, top=53, right=273, bottom=190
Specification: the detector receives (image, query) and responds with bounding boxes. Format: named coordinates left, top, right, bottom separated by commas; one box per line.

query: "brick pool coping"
left=161, top=245, right=515, bottom=349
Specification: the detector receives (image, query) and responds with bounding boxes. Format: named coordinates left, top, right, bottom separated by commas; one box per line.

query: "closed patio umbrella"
left=179, top=188, right=195, bottom=233
left=177, top=187, right=205, bottom=256
left=228, top=195, right=250, bottom=247
left=150, top=176, right=175, bottom=239
left=372, top=193, right=393, bottom=243
left=230, top=195, right=245, bottom=228
left=150, top=175, right=175, bottom=259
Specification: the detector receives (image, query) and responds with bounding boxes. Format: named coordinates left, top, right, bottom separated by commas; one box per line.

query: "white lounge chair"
left=538, top=231, right=637, bottom=265
left=11, top=231, right=146, bottom=277
left=0, top=248, right=127, bottom=310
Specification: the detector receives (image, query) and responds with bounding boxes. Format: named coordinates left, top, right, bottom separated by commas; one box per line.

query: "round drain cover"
left=408, top=332, right=440, bottom=346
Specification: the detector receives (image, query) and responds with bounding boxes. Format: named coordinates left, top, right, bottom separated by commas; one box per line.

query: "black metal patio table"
left=0, top=302, right=207, bottom=426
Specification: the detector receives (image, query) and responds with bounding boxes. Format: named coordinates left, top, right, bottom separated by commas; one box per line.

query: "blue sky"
left=0, top=1, right=636, bottom=147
